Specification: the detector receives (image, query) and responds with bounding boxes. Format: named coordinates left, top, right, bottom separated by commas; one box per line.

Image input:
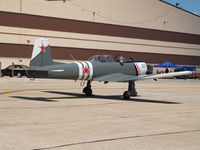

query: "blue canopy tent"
left=181, top=66, right=196, bottom=71
left=154, top=61, right=182, bottom=68
left=154, top=61, right=197, bottom=71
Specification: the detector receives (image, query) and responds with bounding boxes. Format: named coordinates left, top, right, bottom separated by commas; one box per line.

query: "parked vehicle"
left=1, top=65, right=29, bottom=78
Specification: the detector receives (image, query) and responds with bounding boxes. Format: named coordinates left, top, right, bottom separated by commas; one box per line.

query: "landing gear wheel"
left=122, top=81, right=138, bottom=100
left=83, top=80, right=93, bottom=96
left=83, top=87, right=93, bottom=96
left=83, top=87, right=87, bottom=94
left=131, top=91, right=137, bottom=97
left=123, top=91, right=131, bottom=100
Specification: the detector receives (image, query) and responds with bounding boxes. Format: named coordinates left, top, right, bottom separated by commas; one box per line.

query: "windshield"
left=88, top=55, right=116, bottom=62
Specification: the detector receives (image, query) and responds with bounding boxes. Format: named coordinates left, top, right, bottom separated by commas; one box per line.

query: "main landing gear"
left=123, top=81, right=137, bottom=100
left=83, top=80, right=93, bottom=96
left=83, top=80, right=137, bottom=100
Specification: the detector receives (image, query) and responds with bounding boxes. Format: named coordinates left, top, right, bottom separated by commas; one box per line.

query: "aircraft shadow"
left=42, top=91, right=181, bottom=104
left=11, top=96, right=58, bottom=102
left=10, top=91, right=181, bottom=104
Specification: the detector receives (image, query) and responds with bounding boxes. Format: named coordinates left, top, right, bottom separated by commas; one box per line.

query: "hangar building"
left=0, top=0, right=200, bottom=68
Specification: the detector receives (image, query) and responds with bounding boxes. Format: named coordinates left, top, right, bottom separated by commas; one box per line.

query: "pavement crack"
left=33, top=129, right=200, bottom=150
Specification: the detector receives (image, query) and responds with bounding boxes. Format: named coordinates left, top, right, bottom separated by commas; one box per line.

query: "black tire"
left=83, top=87, right=87, bottom=93
left=123, top=91, right=131, bottom=100
left=131, top=91, right=137, bottom=97
left=86, top=89, right=92, bottom=96
left=83, top=87, right=92, bottom=96
left=17, top=72, right=22, bottom=78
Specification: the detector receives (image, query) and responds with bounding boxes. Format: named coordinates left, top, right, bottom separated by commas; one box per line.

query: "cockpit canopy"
left=88, top=54, right=144, bottom=63
left=88, top=55, right=116, bottom=62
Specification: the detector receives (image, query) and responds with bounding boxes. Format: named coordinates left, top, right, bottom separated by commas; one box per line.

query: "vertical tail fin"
left=30, top=38, right=53, bottom=67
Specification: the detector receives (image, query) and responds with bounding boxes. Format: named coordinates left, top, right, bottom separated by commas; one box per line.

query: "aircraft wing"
left=93, top=71, right=192, bottom=82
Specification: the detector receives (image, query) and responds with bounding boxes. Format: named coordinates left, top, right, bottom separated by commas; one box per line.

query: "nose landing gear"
left=123, top=81, right=137, bottom=100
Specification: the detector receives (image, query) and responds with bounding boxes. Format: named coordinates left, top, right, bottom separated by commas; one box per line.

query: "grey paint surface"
left=92, top=62, right=136, bottom=78
left=28, top=39, right=138, bottom=81
left=29, top=61, right=137, bottom=81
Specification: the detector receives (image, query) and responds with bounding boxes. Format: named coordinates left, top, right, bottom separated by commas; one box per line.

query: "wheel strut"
left=128, top=81, right=137, bottom=97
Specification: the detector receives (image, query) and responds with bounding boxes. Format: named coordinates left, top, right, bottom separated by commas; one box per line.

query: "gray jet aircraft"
left=27, top=38, right=192, bottom=100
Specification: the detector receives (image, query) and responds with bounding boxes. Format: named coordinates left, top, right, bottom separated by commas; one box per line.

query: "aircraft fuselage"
left=28, top=61, right=147, bottom=81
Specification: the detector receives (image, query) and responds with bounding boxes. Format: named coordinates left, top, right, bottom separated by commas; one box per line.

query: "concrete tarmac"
left=0, top=77, right=200, bottom=150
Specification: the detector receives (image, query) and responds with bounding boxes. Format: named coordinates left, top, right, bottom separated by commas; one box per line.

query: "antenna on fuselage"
left=69, top=54, right=77, bottom=63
